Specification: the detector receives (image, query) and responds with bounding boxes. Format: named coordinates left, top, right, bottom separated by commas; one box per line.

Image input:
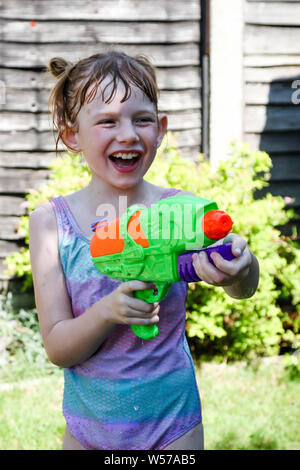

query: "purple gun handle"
left=177, top=243, right=235, bottom=282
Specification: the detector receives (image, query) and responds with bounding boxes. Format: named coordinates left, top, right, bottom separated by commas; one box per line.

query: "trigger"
left=152, top=284, right=158, bottom=296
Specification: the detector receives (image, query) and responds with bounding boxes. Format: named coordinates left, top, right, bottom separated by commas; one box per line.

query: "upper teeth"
left=112, top=152, right=140, bottom=160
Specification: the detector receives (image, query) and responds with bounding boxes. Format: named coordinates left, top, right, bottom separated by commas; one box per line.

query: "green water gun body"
left=90, top=195, right=234, bottom=340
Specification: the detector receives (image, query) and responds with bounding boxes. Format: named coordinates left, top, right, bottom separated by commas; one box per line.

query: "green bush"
left=4, top=135, right=300, bottom=360
left=0, top=292, right=51, bottom=373
left=283, top=345, right=300, bottom=381
left=146, top=137, right=300, bottom=360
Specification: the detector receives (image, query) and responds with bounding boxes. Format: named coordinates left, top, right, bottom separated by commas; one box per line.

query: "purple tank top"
left=50, top=188, right=201, bottom=450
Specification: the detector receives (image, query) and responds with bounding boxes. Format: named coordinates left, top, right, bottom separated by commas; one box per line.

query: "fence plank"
left=245, top=82, right=299, bottom=105
left=244, top=55, right=300, bottom=68
left=159, top=90, right=201, bottom=111
left=0, top=66, right=201, bottom=91
left=0, top=0, right=201, bottom=21
left=245, top=1, right=300, bottom=26
left=271, top=155, right=300, bottom=182
left=247, top=0, right=300, bottom=2
left=0, top=128, right=200, bottom=152
left=2, top=88, right=201, bottom=113
left=0, top=168, right=49, bottom=192
left=1, top=19, right=200, bottom=44
left=0, top=240, right=20, bottom=257
left=245, top=106, right=300, bottom=133
left=245, top=25, right=300, bottom=55
left=0, top=43, right=200, bottom=68
left=0, top=196, right=27, bottom=216
left=0, top=216, right=25, bottom=240
left=173, top=128, right=200, bottom=148
left=0, top=109, right=201, bottom=132
left=0, top=112, right=51, bottom=132
left=245, top=66, right=300, bottom=83
left=245, top=131, right=300, bottom=154
left=0, top=152, right=56, bottom=168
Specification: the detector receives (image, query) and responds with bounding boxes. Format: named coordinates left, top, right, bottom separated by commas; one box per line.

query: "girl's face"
left=64, top=77, right=167, bottom=191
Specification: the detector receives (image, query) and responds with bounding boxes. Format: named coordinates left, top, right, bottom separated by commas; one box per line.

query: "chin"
left=112, top=179, right=138, bottom=191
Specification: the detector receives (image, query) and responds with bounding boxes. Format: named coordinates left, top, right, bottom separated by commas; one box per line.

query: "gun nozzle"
left=202, top=210, right=233, bottom=240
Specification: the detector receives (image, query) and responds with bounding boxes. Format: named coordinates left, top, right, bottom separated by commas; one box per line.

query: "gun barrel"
left=202, top=210, right=233, bottom=240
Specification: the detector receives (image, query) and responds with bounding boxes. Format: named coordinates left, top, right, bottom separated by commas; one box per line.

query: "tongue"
left=117, top=159, right=135, bottom=167
left=111, top=156, right=138, bottom=167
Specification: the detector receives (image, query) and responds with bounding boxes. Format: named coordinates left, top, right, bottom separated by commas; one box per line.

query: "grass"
left=197, top=358, right=300, bottom=450
left=0, top=375, right=65, bottom=450
left=0, top=357, right=299, bottom=450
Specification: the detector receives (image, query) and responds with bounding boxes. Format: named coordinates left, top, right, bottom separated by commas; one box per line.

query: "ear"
left=156, top=113, right=168, bottom=148
left=61, top=124, right=81, bottom=153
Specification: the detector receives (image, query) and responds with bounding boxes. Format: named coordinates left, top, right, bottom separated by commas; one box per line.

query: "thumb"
left=223, top=233, right=245, bottom=257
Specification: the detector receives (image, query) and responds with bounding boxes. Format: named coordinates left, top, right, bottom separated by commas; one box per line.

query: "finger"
left=125, top=306, right=160, bottom=322
left=231, top=242, right=247, bottom=258
left=121, top=280, right=156, bottom=295
left=127, top=296, right=160, bottom=313
left=223, top=234, right=247, bottom=258
left=127, top=315, right=160, bottom=326
left=193, top=251, right=230, bottom=285
left=210, top=246, right=251, bottom=276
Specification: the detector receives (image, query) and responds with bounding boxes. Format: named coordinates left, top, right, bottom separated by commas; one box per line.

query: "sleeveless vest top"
left=49, top=188, right=201, bottom=450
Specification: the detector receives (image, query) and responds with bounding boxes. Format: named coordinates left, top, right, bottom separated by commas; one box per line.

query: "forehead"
left=82, top=76, right=155, bottom=115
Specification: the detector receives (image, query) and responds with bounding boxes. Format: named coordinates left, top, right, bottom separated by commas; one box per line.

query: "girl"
left=29, top=51, right=259, bottom=450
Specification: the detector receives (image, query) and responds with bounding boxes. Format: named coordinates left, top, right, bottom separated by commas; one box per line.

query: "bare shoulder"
left=29, top=201, right=58, bottom=259
left=29, top=201, right=56, bottom=230
left=29, top=201, right=58, bottom=243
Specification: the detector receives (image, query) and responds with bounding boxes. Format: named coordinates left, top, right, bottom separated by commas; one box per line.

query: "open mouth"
left=109, top=152, right=142, bottom=171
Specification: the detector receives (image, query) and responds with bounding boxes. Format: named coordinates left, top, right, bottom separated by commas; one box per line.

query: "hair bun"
left=48, top=57, right=71, bottom=77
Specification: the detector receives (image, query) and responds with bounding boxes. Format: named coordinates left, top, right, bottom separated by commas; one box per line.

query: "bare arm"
left=222, top=250, right=259, bottom=299
left=29, top=203, right=116, bottom=367
left=29, top=203, right=159, bottom=368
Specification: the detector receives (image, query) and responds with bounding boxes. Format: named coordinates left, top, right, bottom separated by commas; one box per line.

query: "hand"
left=104, top=280, right=160, bottom=326
left=192, top=234, right=252, bottom=287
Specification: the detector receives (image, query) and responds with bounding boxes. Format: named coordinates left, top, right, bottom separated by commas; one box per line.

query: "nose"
left=117, top=120, right=139, bottom=144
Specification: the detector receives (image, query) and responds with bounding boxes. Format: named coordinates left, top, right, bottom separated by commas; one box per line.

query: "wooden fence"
left=0, top=0, right=299, bottom=289
left=244, top=0, right=300, bottom=235
left=0, top=0, right=201, bottom=286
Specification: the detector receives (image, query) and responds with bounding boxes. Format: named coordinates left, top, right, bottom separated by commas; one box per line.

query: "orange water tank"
left=90, top=210, right=149, bottom=257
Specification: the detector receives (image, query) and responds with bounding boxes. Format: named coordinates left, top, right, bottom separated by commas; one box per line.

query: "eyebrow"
left=91, top=112, right=117, bottom=119
left=92, top=110, right=156, bottom=119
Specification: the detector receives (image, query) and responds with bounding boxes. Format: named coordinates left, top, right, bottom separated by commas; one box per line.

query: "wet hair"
left=47, top=51, right=159, bottom=152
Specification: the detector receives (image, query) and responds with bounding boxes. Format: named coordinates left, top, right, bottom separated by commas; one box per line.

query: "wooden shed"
left=243, top=0, right=300, bottom=235
left=0, top=0, right=299, bottom=289
left=210, top=0, right=300, bottom=234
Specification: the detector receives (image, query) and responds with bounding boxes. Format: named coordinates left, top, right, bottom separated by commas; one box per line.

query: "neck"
left=84, top=176, right=151, bottom=218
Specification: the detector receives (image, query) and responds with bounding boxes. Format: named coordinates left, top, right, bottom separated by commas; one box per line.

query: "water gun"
left=90, top=195, right=234, bottom=340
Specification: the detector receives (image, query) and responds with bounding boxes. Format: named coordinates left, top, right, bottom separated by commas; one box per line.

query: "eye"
left=96, top=119, right=115, bottom=126
left=136, top=117, right=155, bottom=125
